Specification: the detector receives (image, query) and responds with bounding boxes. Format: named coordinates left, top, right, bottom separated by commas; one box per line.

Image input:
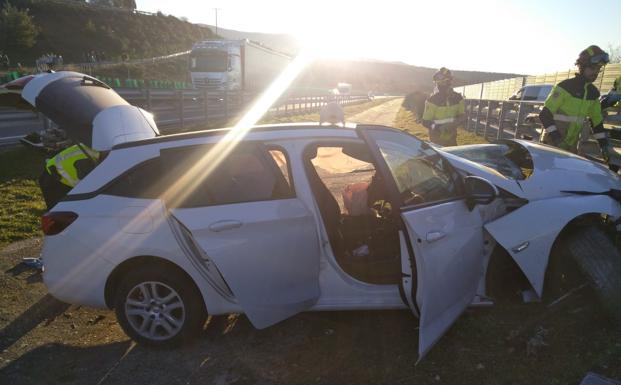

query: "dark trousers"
left=39, top=170, right=71, bottom=210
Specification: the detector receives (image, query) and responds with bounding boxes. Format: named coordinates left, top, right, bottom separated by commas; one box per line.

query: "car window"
left=366, top=129, right=459, bottom=206
left=522, top=86, right=540, bottom=101
left=309, top=145, right=375, bottom=213
left=103, top=158, right=165, bottom=199
left=509, top=87, right=524, bottom=101
left=538, top=85, right=552, bottom=100
left=105, top=144, right=294, bottom=207
left=269, top=149, right=292, bottom=189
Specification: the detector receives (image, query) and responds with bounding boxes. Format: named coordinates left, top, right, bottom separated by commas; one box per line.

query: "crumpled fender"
left=484, top=194, right=621, bottom=297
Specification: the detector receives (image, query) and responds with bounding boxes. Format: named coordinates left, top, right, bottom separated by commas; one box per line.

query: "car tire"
left=548, top=225, right=621, bottom=320
left=114, top=265, right=207, bottom=347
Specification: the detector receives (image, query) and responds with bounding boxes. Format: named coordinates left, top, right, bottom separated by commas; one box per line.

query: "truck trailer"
left=189, top=39, right=292, bottom=92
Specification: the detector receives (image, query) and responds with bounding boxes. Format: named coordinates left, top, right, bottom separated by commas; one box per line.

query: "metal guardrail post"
left=179, top=90, right=185, bottom=130
left=514, top=101, right=524, bottom=138
left=497, top=101, right=506, bottom=140
left=203, top=89, right=209, bottom=122
left=474, top=101, right=482, bottom=135
left=484, top=100, right=492, bottom=139
left=145, top=88, right=152, bottom=110
left=465, top=101, right=473, bottom=131
left=224, top=90, right=229, bottom=121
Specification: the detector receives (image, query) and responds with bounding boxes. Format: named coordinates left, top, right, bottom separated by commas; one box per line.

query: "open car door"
left=357, top=126, right=488, bottom=358
left=163, top=142, right=321, bottom=329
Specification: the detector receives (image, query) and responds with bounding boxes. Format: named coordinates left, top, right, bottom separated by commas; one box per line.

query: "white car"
left=15, top=72, right=621, bottom=359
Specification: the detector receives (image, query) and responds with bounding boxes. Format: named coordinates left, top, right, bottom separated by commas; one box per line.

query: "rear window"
left=104, top=144, right=294, bottom=207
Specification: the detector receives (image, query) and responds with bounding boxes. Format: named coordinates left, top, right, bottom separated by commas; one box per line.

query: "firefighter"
left=422, top=67, right=465, bottom=146
left=39, top=143, right=100, bottom=209
left=23, top=143, right=101, bottom=269
left=539, top=45, right=610, bottom=156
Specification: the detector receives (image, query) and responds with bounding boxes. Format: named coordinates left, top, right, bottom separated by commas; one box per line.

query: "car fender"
left=484, top=194, right=621, bottom=297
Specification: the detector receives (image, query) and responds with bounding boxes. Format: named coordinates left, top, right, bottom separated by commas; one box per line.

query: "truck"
left=189, top=39, right=292, bottom=92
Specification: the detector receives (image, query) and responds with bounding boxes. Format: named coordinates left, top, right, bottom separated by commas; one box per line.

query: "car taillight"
left=41, top=212, right=78, bottom=235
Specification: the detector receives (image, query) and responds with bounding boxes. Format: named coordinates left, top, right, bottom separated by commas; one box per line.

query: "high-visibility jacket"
left=613, top=76, right=621, bottom=107
left=422, top=90, right=465, bottom=141
left=539, top=74, right=605, bottom=151
left=46, top=144, right=100, bottom=187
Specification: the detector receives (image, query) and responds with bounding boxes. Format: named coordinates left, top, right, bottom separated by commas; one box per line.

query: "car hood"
left=439, top=139, right=621, bottom=200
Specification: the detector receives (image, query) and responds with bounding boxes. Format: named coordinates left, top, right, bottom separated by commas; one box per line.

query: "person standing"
left=539, top=45, right=609, bottom=155
left=422, top=67, right=465, bottom=146
left=38, top=143, right=101, bottom=209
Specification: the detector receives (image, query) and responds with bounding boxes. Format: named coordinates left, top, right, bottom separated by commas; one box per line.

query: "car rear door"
left=357, top=126, right=487, bottom=358
left=162, top=142, right=321, bottom=329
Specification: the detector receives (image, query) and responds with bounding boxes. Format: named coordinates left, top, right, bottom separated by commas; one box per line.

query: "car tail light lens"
left=41, top=212, right=78, bottom=235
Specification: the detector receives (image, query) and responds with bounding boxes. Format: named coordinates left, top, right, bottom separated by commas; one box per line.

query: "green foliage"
left=84, top=19, right=96, bottom=34
left=0, top=147, right=46, bottom=246
left=0, top=2, right=39, bottom=54
left=2, top=0, right=214, bottom=64
left=91, top=0, right=136, bottom=10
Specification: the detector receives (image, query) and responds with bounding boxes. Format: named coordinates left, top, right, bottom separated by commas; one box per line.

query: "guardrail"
left=118, top=89, right=369, bottom=130
left=463, top=99, right=621, bottom=142
left=0, top=90, right=371, bottom=147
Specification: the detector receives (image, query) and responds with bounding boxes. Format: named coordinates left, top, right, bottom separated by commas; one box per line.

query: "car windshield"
left=366, top=129, right=458, bottom=205
left=189, top=49, right=228, bottom=72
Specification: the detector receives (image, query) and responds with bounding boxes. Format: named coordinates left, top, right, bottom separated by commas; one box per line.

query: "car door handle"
left=209, top=220, right=242, bottom=232
left=426, top=231, right=446, bottom=243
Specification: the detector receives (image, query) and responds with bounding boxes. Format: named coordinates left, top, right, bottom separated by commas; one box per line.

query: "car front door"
left=161, top=143, right=321, bottom=329
left=358, top=126, right=488, bottom=358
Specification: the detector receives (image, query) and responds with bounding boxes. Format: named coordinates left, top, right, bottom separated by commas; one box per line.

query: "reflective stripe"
left=553, top=114, right=582, bottom=123
left=593, top=132, right=608, bottom=139
left=545, top=125, right=558, bottom=133
left=433, top=118, right=455, bottom=124
left=55, top=164, right=78, bottom=187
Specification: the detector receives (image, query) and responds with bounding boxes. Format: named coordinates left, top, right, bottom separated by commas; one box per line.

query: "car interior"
left=303, top=142, right=401, bottom=284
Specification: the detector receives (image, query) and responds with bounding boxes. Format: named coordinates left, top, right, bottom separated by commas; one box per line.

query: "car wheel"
left=114, top=265, right=207, bottom=347
left=547, top=225, right=621, bottom=320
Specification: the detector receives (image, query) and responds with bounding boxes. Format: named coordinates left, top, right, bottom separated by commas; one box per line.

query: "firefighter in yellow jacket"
left=39, top=143, right=100, bottom=209
left=539, top=45, right=609, bottom=155
left=422, top=67, right=465, bottom=146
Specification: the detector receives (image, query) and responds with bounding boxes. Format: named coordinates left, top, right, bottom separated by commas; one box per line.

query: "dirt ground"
left=349, top=98, right=403, bottom=127
left=2, top=100, right=621, bottom=384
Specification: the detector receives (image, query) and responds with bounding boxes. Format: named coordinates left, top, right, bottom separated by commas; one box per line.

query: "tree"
left=90, top=0, right=136, bottom=10
left=607, top=44, right=621, bottom=64
left=0, top=2, right=39, bottom=53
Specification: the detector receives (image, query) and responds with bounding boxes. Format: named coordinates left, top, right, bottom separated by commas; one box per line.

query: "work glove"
left=545, top=127, right=562, bottom=146
left=598, top=138, right=610, bottom=161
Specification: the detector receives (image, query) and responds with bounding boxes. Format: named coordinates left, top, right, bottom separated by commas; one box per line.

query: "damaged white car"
left=12, top=72, right=621, bottom=359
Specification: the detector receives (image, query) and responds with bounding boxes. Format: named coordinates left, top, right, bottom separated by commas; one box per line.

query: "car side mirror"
left=464, top=175, right=498, bottom=209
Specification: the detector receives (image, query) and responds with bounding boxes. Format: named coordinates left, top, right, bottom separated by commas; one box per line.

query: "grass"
left=0, top=148, right=47, bottom=247
left=393, top=106, right=488, bottom=146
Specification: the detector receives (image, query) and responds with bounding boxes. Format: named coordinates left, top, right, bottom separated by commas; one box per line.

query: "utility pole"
left=214, top=8, right=221, bottom=36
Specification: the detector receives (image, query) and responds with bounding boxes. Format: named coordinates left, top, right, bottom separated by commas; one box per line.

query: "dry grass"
left=393, top=107, right=488, bottom=146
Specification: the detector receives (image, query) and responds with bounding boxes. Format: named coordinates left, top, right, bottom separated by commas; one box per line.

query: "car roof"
left=112, top=122, right=366, bottom=150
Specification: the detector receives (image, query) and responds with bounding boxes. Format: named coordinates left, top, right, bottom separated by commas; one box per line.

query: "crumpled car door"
left=163, top=143, right=322, bottom=329
left=356, top=125, right=488, bottom=358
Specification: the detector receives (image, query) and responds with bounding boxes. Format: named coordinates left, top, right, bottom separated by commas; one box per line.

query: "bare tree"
left=607, top=44, right=621, bottom=64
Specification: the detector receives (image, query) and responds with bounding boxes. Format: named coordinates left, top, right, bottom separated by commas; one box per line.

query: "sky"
left=135, top=0, right=621, bottom=75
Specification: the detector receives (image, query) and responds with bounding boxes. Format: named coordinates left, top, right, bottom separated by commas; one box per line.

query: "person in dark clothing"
left=539, top=45, right=609, bottom=155
left=39, top=143, right=100, bottom=209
